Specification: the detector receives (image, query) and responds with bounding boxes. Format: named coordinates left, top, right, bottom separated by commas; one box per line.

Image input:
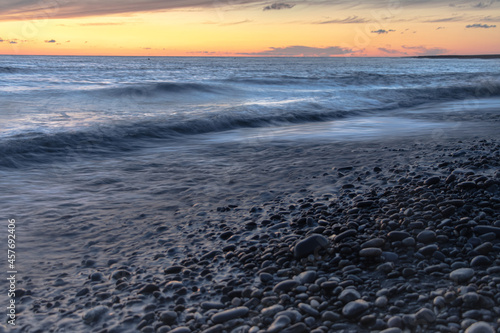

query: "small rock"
left=450, top=268, right=474, bottom=283
left=425, top=176, right=440, bottom=185
left=82, top=306, right=108, bottom=324
left=342, top=300, right=369, bottom=318
left=273, top=280, right=299, bottom=293
left=417, top=230, right=436, bottom=244
left=293, top=235, right=329, bottom=259
left=280, top=323, right=309, bottom=333
left=168, top=327, right=191, bottom=333
left=298, top=303, right=319, bottom=317
left=159, top=311, right=177, bottom=325
left=267, top=315, right=291, bottom=333
left=212, top=307, right=249, bottom=324
left=359, top=247, right=382, bottom=257
left=339, top=289, right=361, bottom=303
left=415, top=308, right=435, bottom=323
left=464, top=321, right=495, bottom=333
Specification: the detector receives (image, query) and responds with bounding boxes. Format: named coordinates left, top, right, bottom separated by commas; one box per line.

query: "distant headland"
left=413, top=54, right=500, bottom=59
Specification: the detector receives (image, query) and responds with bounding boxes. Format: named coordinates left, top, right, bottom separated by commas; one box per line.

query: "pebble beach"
left=4, top=132, right=500, bottom=333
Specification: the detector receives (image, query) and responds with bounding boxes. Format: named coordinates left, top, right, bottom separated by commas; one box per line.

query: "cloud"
left=0, top=0, right=497, bottom=21
left=45, top=39, right=56, bottom=43
left=466, top=23, right=497, bottom=28
left=79, top=22, right=125, bottom=26
left=315, top=16, right=369, bottom=24
left=263, top=3, right=294, bottom=11
left=240, top=45, right=353, bottom=57
left=480, top=15, right=500, bottom=22
left=436, top=26, right=445, bottom=29
left=402, top=45, right=447, bottom=56
left=423, top=16, right=465, bottom=23
left=378, top=47, right=402, bottom=54
left=473, top=0, right=496, bottom=8
left=10, top=41, right=17, bottom=44
left=371, top=29, right=395, bottom=34
left=0, top=38, right=3, bottom=42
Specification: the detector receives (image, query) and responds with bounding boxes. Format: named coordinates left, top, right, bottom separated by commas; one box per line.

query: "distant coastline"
left=413, top=54, right=500, bottom=59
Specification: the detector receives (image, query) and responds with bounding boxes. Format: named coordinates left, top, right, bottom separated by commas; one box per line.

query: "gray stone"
left=342, top=300, right=369, bottom=318
left=212, top=307, right=249, bottom=324
left=297, top=271, right=316, bottom=284
left=280, top=323, right=309, bottom=333
left=273, top=280, right=299, bottom=293
left=82, top=305, right=108, bottom=324
left=261, top=304, right=284, bottom=317
left=415, top=308, right=435, bottom=323
left=333, top=229, right=357, bottom=242
left=417, top=230, right=436, bottom=244
left=473, top=226, right=500, bottom=237
left=169, top=327, right=191, bottom=333
left=361, top=238, right=385, bottom=248
left=159, top=311, right=177, bottom=325
left=298, top=303, right=319, bottom=317
left=359, top=247, right=382, bottom=257
left=450, top=268, right=474, bottom=283
left=464, top=321, right=495, bottom=333
left=388, top=231, right=411, bottom=241
left=380, top=328, right=403, bottom=333
left=267, top=315, right=291, bottom=333
left=425, top=176, right=440, bottom=185
left=201, top=302, right=225, bottom=310
left=339, top=289, right=361, bottom=303
left=293, top=234, right=329, bottom=259
left=470, top=255, right=491, bottom=267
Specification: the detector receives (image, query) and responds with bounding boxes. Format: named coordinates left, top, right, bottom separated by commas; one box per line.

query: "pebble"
left=280, top=323, right=309, bottom=333
left=267, top=315, right=291, bottom=333
left=464, top=321, right=495, bottom=333
left=293, top=234, right=329, bottom=259
left=339, top=289, right=361, bottom=303
left=159, top=311, right=177, bottom=325
left=359, top=247, right=383, bottom=257
left=273, top=280, right=299, bottom=293
left=417, top=230, right=436, bottom=244
left=450, top=268, right=475, bottom=283
left=82, top=305, right=108, bottom=324
left=415, top=308, right=436, bottom=323
left=168, top=327, right=191, bottom=333
left=261, top=304, right=284, bottom=317
left=298, top=303, right=319, bottom=317
left=211, top=307, right=249, bottom=324
left=342, top=300, right=369, bottom=318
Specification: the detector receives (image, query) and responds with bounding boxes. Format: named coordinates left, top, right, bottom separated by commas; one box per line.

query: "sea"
left=0, top=56, right=499, bottom=330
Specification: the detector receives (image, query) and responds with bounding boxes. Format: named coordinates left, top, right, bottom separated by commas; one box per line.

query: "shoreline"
left=4, top=132, right=500, bottom=333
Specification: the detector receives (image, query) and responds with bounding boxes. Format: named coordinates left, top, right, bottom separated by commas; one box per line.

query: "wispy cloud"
left=480, top=15, right=500, bottom=22
left=315, top=16, right=369, bottom=24
left=79, top=22, right=125, bottom=26
left=240, top=45, right=353, bottom=57
left=204, top=19, right=252, bottom=26
left=473, top=0, right=496, bottom=8
left=378, top=47, right=403, bottom=54
left=263, top=3, right=295, bottom=11
left=466, top=23, right=497, bottom=28
left=423, top=16, right=466, bottom=23
left=371, top=29, right=395, bottom=34
left=45, top=39, right=56, bottom=43
left=0, top=0, right=498, bottom=21
left=402, top=45, right=447, bottom=56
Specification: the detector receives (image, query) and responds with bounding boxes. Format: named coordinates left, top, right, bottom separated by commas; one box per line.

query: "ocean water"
left=1, top=56, right=500, bottom=169
left=1, top=57, right=499, bottom=329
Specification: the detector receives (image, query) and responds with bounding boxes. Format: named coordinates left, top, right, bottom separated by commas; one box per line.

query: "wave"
left=0, top=66, right=20, bottom=73
left=95, top=82, right=227, bottom=98
left=0, top=105, right=357, bottom=168
left=1, top=78, right=498, bottom=168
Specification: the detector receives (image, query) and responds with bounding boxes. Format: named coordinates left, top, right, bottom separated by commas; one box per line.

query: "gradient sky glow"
left=1, top=0, right=499, bottom=56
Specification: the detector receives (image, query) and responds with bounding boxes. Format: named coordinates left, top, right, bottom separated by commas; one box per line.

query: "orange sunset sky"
left=1, top=0, right=499, bottom=56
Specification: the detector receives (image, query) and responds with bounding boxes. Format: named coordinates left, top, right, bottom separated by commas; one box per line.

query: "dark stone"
left=293, top=234, right=329, bottom=258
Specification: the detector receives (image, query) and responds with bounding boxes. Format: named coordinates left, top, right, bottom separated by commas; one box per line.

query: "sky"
left=0, top=0, right=499, bottom=56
